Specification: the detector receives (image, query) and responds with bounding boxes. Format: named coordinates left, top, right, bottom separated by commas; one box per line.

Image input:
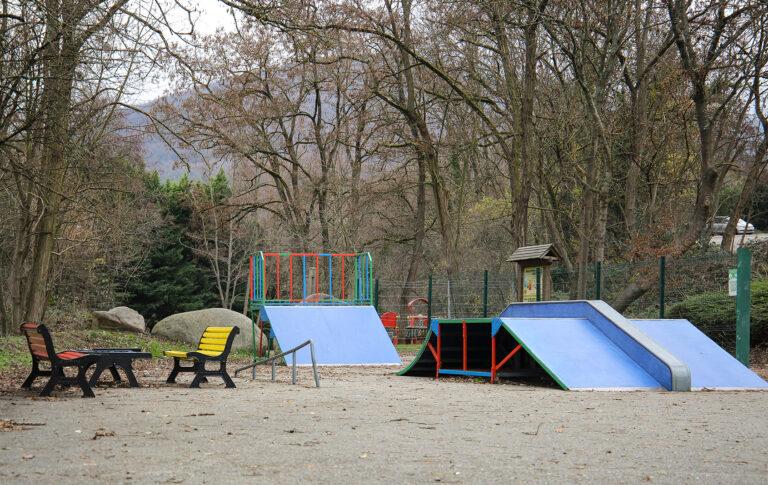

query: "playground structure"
left=250, top=251, right=373, bottom=306
left=400, top=300, right=768, bottom=391
left=378, top=299, right=430, bottom=345
left=247, top=251, right=401, bottom=366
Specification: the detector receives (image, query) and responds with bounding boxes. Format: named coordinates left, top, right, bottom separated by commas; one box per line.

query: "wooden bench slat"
left=203, top=330, right=229, bottom=339
left=198, top=343, right=225, bottom=352
left=200, top=337, right=227, bottom=345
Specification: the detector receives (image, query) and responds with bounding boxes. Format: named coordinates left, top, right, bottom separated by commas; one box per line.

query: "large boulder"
left=92, top=306, right=146, bottom=333
left=151, top=308, right=259, bottom=351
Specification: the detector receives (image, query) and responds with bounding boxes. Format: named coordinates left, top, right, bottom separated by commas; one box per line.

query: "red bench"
left=20, top=322, right=99, bottom=397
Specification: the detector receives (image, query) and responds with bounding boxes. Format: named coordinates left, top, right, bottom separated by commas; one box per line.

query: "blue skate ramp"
left=632, top=319, right=768, bottom=390
left=499, top=318, right=663, bottom=390
left=261, top=305, right=401, bottom=366
left=500, top=301, right=690, bottom=391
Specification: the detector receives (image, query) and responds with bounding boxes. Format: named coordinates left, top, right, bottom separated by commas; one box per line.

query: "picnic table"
left=76, top=348, right=152, bottom=387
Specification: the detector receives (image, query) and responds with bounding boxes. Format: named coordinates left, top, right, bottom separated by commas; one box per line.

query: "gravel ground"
left=1, top=358, right=767, bottom=484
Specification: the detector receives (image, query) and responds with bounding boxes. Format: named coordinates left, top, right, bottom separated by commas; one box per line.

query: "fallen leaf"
left=92, top=428, right=116, bottom=440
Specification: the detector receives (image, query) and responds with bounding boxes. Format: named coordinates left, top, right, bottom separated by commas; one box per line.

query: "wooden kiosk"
left=507, top=244, right=561, bottom=302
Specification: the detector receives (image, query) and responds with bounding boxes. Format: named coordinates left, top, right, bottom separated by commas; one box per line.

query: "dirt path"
left=1, top=363, right=767, bottom=484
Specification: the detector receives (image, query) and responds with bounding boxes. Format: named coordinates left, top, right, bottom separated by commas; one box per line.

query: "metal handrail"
left=234, top=339, right=320, bottom=388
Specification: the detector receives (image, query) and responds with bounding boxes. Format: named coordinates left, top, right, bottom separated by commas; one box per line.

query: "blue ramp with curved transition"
left=632, top=319, right=768, bottom=390
left=261, top=305, right=401, bottom=366
left=499, top=318, right=663, bottom=390
left=500, top=301, right=691, bottom=391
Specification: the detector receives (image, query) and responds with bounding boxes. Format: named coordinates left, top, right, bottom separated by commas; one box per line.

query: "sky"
left=131, top=0, right=237, bottom=103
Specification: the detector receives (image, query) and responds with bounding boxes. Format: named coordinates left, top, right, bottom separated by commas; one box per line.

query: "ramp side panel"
left=499, top=318, right=663, bottom=390
left=632, top=319, right=768, bottom=390
left=262, top=306, right=402, bottom=366
left=397, top=329, right=436, bottom=376
left=500, top=301, right=689, bottom=391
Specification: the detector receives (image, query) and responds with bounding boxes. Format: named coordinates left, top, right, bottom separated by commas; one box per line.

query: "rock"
left=151, top=308, right=259, bottom=351
left=92, top=306, right=146, bottom=333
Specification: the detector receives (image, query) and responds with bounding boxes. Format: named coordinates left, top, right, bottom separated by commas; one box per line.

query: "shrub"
left=667, top=279, right=768, bottom=348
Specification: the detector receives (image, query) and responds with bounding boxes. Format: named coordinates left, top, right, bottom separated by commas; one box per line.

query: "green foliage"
left=667, top=279, right=768, bottom=347
left=207, top=168, right=232, bottom=203
left=121, top=171, right=227, bottom=325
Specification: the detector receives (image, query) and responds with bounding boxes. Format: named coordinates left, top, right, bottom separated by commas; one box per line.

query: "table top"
left=76, top=348, right=152, bottom=358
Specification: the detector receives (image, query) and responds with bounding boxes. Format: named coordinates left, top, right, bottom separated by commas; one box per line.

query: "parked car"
left=711, top=216, right=755, bottom=234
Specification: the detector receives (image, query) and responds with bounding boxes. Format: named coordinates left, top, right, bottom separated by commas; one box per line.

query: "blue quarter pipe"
left=260, top=305, right=401, bottom=366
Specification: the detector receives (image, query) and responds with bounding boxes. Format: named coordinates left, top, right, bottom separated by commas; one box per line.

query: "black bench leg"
left=77, top=366, right=95, bottom=398
left=40, top=369, right=60, bottom=397
left=89, top=361, right=106, bottom=386
left=109, top=365, right=122, bottom=383
left=189, top=362, right=206, bottom=388
left=121, top=363, right=140, bottom=388
left=220, top=363, right=235, bottom=389
left=21, top=361, right=41, bottom=389
left=167, top=358, right=181, bottom=383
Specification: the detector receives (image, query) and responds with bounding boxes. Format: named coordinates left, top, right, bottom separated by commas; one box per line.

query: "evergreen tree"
left=121, top=172, right=218, bottom=325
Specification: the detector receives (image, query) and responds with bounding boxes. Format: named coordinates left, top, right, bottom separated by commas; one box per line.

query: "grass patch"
left=396, top=343, right=423, bottom=353
left=0, top=328, right=193, bottom=371
left=0, top=336, right=32, bottom=371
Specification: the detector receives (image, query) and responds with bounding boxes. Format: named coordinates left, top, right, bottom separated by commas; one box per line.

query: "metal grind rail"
left=234, top=339, right=320, bottom=388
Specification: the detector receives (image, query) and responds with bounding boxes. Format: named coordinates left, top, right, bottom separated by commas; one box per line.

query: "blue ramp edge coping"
left=632, top=319, right=768, bottom=390
left=500, top=301, right=691, bottom=391
left=261, top=305, right=401, bottom=366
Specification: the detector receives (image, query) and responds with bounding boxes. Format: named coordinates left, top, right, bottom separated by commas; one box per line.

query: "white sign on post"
left=728, top=268, right=738, bottom=297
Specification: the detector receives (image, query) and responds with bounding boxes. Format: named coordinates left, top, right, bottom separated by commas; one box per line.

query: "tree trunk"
left=398, top=157, right=427, bottom=337
left=24, top=15, right=79, bottom=323
left=513, top=2, right=543, bottom=250
left=575, top=189, right=593, bottom=298
left=722, top=140, right=767, bottom=252
left=0, top=277, right=7, bottom=335
left=624, top=0, right=649, bottom=235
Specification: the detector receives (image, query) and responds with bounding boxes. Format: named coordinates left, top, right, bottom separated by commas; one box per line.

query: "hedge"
left=667, top=279, right=768, bottom=348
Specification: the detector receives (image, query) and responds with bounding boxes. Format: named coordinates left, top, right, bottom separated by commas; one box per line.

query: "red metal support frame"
left=276, top=257, right=281, bottom=300
left=462, top=320, right=468, bottom=371
left=427, top=342, right=438, bottom=361
left=315, top=255, right=320, bottom=296
left=289, top=255, right=294, bottom=302
left=490, top=343, right=522, bottom=384
left=495, top=344, right=522, bottom=370
left=340, top=257, right=346, bottom=300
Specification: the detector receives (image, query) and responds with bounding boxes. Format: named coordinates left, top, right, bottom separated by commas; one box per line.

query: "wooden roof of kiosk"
left=506, top=244, right=561, bottom=266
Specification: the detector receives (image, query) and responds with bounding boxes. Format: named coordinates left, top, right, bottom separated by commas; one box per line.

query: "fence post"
left=447, top=280, right=452, bottom=318
left=374, top=278, right=379, bottom=312
left=535, top=267, right=542, bottom=302
left=736, top=248, right=751, bottom=365
left=659, top=256, right=666, bottom=318
left=427, top=275, right=433, bottom=323
left=483, top=270, right=489, bottom=317
left=594, top=261, right=602, bottom=300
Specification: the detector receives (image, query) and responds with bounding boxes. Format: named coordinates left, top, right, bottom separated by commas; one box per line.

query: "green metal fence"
left=375, top=250, right=757, bottom=357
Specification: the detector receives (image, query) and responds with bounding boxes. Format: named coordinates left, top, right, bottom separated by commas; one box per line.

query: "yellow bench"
left=163, top=326, right=240, bottom=388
